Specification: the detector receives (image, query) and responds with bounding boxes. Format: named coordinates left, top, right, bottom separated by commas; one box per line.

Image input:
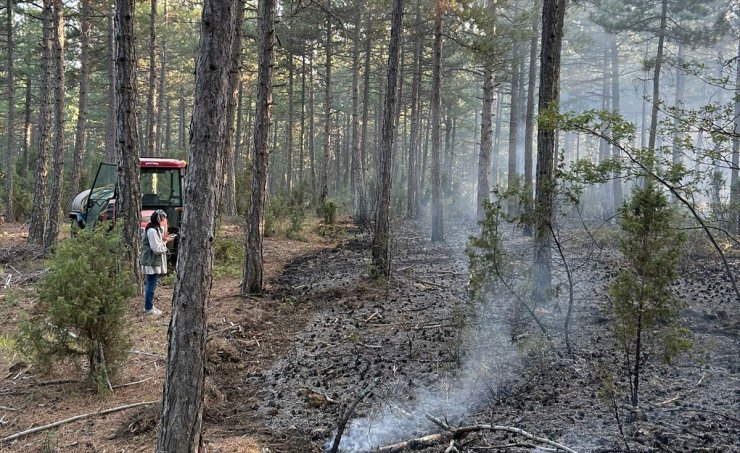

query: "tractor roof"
left=140, top=157, right=187, bottom=169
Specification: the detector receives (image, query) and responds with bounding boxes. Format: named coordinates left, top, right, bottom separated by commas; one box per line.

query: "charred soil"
left=0, top=219, right=738, bottom=452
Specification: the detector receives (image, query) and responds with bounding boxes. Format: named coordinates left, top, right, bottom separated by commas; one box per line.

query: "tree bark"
left=44, top=0, right=65, bottom=250
left=371, top=0, right=404, bottom=277
left=647, top=0, right=668, bottom=159
left=351, top=2, right=369, bottom=225
left=28, top=0, right=53, bottom=245
left=4, top=0, right=15, bottom=222
left=507, top=44, right=521, bottom=218
left=360, top=23, right=372, bottom=199
left=308, top=53, right=317, bottom=194
left=598, top=41, right=611, bottom=219
left=156, top=0, right=168, bottom=155
left=157, top=0, right=237, bottom=449
left=20, top=76, right=32, bottom=180
left=731, top=36, right=740, bottom=233
left=477, top=0, right=497, bottom=222
left=533, top=0, right=566, bottom=302
left=407, top=0, right=423, bottom=220
left=179, top=90, right=186, bottom=150
left=223, top=0, right=244, bottom=217
left=287, top=53, right=295, bottom=192
left=146, top=0, right=158, bottom=157
left=299, top=55, right=306, bottom=189
left=242, top=0, right=275, bottom=294
left=70, top=0, right=91, bottom=203
left=491, top=89, right=502, bottom=187
left=430, top=3, right=444, bottom=242
left=611, top=34, right=623, bottom=211
left=522, top=4, right=539, bottom=235
left=321, top=15, right=333, bottom=204
left=672, top=42, right=685, bottom=166
left=114, top=0, right=143, bottom=283
left=105, top=8, right=116, bottom=162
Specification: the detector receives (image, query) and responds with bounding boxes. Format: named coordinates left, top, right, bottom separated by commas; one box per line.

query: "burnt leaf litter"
left=3, top=220, right=735, bottom=451
left=206, top=220, right=740, bottom=452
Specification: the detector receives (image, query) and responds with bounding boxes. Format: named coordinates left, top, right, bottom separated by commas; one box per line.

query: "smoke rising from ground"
left=334, top=297, right=524, bottom=451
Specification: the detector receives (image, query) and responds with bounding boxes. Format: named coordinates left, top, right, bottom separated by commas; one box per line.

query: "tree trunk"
left=242, top=0, right=275, bottom=294
left=287, top=54, right=295, bottom=192
left=647, top=0, right=668, bottom=159
left=351, top=2, right=369, bottom=225
left=672, top=42, right=685, bottom=166
left=157, top=0, right=237, bottom=449
left=478, top=69, right=494, bottom=222
left=20, top=76, right=32, bottom=179
left=308, top=53, right=317, bottom=194
left=299, top=55, right=306, bottom=189
left=522, top=4, right=539, bottom=236
left=430, top=4, right=444, bottom=242
left=371, top=0, right=403, bottom=277
left=611, top=35, right=623, bottom=211
left=491, top=89, right=502, bottom=187
left=321, top=16, right=333, bottom=204
left=533, top=0, right=566, bottom=302
left=165, top=97, right=172, bottom=151
left=156, top=0, right=168, bottom=155
left=222, top=0, right=244, bottom=217
left=179, top=90, right=186, bottom=149
left=407, top=0, right=423, bottom=220
left=28, top=0, right=53, bottom=246
left=598, top=41, right=611, bottom=220
left=443, top=110, right=452, bottom=197
left=146, top=0, right=158, bottom=157
left=507, top=45, right=521, bottom=217
left=44, top=0, right=65, bottom=250
left=360, top=24, right=372, bottom=198
left=731, top=36, right=740, bottom=233
left=105, top=8, right=116, bottom=162
left=4, top=0, right=15, bottom=222
left=70, top=0, right=91, bottom=202
left=114, top=0, right=143, bottom=283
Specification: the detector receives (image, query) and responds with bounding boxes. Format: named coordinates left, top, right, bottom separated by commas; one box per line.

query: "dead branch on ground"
left=370, top=413, right=578, bottom=453
left=329, top=378, right=379, bottom=453
left=1, top=400, right=158, bottom=443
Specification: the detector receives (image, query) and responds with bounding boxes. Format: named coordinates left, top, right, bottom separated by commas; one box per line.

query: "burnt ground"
left=0, top=218, right=738, bottom=452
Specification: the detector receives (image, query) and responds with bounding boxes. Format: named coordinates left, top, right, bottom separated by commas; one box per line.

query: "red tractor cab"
left=68, top=158, right=187, bottom=256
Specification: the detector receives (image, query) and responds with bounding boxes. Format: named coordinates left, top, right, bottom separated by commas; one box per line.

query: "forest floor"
left=0, top=216, right=738, bottom=452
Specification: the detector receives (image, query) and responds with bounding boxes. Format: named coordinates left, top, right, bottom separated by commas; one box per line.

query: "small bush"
left=322, top=200, right=337, bottom=224
left=17, top=227, right=136, bottom=392
left=214, top=236, right=245, bottom=278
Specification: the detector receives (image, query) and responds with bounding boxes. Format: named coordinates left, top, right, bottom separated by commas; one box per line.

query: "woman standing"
left=141, top=209, right=174, bottom=315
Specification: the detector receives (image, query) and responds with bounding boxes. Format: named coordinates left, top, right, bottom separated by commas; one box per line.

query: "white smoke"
left=333, top=304, right=523, bottom=452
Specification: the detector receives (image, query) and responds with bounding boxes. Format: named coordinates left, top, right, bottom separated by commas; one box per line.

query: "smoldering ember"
left=0, top=0, right=738, bottom=451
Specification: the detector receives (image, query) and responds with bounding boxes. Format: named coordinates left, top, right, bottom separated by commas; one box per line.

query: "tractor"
left=68, top=157, right=187, bottom=258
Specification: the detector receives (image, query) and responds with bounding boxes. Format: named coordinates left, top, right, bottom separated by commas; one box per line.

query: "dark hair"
left=151, top=209, right=167, bottom=224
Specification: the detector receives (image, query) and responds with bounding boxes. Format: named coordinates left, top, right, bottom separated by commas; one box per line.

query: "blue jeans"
left=144, top=273, right=160, bottom=311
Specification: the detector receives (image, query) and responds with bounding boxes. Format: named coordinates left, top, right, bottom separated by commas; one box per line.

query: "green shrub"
left=214, top=236, right=245, bottom=278
left=287, top=208, right=305, bottom=240
left=17, top=227, right=136, bottom=392
left=609, top=183, right=691, bottom=407
left=322, top=200, right=337, bottom=224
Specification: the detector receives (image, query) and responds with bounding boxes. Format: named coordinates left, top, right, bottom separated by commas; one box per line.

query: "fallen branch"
left=1, top=400, right=158, bottom=443
left=329, top=378, right=379, bottom=453
left=0, top=406, right=17, bottom=411
left=372, top=414, right=579, bottom=453
left=111, top=377, right=151, bottom=389
left=130, top=350, right=166, bottom=359
left=207, top=325, right=243, bottom=339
